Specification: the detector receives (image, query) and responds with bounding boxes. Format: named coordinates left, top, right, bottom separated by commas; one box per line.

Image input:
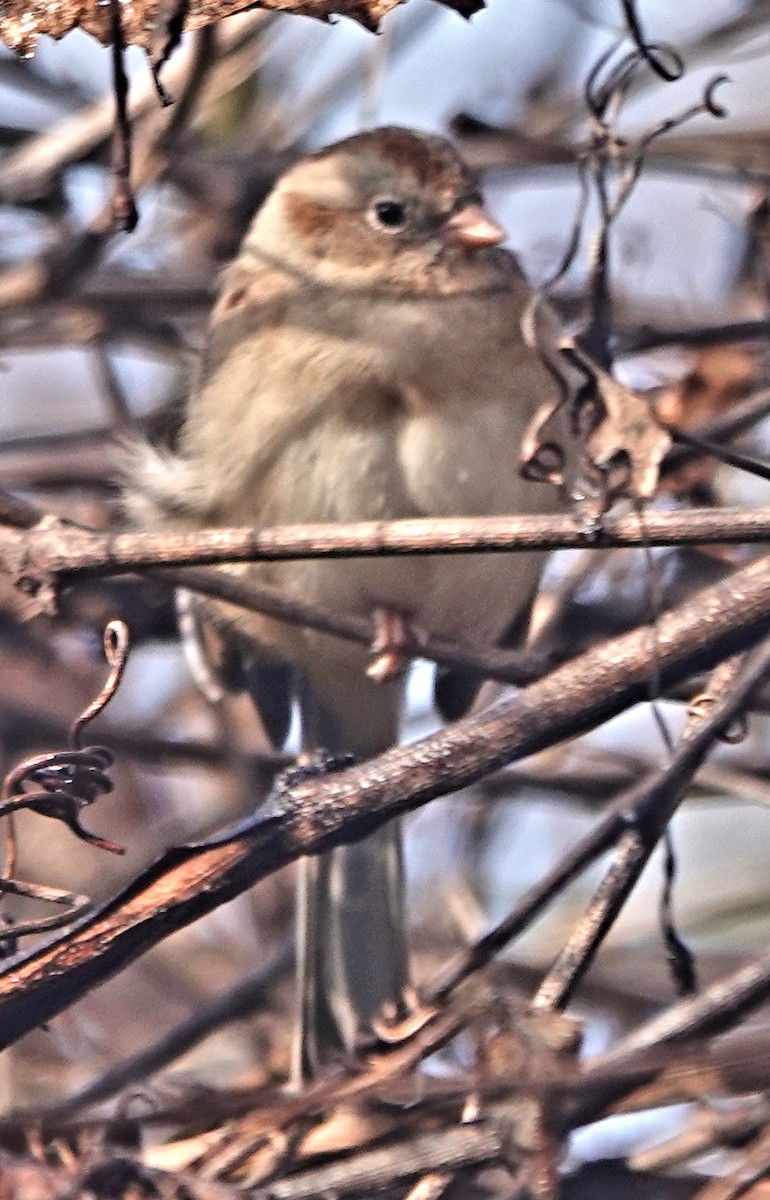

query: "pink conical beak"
left=443, top=203, right=505, bottom=248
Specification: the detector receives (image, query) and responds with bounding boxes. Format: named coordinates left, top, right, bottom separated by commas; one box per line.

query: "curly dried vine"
left=0, top=620, right=130, bottom=953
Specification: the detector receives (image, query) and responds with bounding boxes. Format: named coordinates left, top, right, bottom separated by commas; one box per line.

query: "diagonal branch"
left=530, top=652, right=762, bottom=1013
left=0, top=552, right=769, bottom=1049
left=422, top=652, right=767, bottom=1006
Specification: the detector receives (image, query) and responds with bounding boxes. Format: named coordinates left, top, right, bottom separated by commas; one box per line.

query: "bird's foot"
left=370, top=986, right=437, bottom=1043
left=367, top=607, right=414, bottom=682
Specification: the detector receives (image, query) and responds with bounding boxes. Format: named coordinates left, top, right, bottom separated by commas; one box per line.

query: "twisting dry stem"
left=70, top=620, right=130, bottom=748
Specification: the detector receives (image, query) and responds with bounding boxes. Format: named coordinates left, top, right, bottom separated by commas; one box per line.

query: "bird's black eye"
left=371, top=199, right=407, bottom=229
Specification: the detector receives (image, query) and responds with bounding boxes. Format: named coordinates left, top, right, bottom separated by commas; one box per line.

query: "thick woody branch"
left=5, top=506, right=770, bottom=592
left=0, top=553, right=769, bottom=1047
left=246, top=1127, right=501, bottom=1200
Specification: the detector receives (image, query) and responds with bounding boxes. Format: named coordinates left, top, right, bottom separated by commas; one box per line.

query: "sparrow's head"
left=244, top=127, right=506, bottom=291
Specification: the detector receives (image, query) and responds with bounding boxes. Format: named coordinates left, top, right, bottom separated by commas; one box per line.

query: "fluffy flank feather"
left=120, top=438, right=212, bottom=527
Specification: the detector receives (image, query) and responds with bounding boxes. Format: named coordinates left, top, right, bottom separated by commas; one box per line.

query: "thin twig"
left=0, top=20, right=246, bottom=315
left=0, top=701, right=259, bottom=769
left=192, top=989, right=491, bottom=1178
left=247, top=1126, right=501, bottom=1200
left=588, top=937, right=770, bottom=1075
left=0, top=14, right=268, bottom=207
left=0, top=489, right=43, bottom=530
left=664, top=426, right=770, bottom=486
left=624, top=319, right=770, bottom=353
left=154, top=566, right=550, bottom=687
left=423, top=609, right=770, bottom=1003
left=661, top=386, right=770, bottom=476
left=690, top=1122, right=770, bottom=1200
left=109, top=0, right=138, bottom=232
left=530, top=653, right=755, bottom=1013
left=23, top=939, right=293, bottom=1121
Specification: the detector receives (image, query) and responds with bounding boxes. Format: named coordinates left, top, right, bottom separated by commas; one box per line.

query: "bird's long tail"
left=294, top=822, right=408, bottom=1081
left=292, top=679, right=409, bottom=1083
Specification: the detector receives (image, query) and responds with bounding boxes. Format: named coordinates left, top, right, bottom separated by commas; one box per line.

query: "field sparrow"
left=129, top=126, right=563, bottom=1079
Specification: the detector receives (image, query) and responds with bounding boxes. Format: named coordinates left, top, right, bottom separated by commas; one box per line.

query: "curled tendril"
left=529, top=11, right=730, bottom=518
left=0, top=619, right=130, bottom=950
left=1, top=618, right=130, bottom=872
left=586, top=42, right=685, bottom=125
left=621, top=0, right=684, bottom=83
left=1, top=746, right=123, bottom=854
left=71, top=619, right=130, bottom=749
left=584, top=0, right=695, bottom=130
left=634, top=74, right=730, bottom=163
left=584, top=42, right=635, bottom=122
left=704, top=74, right=730, bottom=118
left=539, top=158, right=591, bottom=292
left=520, top=442, right=566, bottom=488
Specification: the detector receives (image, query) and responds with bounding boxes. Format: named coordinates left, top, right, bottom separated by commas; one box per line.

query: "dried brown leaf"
left=1, top=0, right=482, bottom=56
left=563, top=341, right=672, bottom=503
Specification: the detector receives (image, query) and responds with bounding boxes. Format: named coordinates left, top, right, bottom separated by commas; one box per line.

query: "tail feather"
left=292, top=678, right=409, bottom=1083
left=120, top=438, right=215, bottom=524
left=294, top=825, right=407, bottom=1080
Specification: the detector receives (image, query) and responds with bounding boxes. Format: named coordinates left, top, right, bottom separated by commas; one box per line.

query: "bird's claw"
left=367, top=607, right=414, bottom=682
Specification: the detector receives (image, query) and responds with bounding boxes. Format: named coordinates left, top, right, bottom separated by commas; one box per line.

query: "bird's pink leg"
left=366, top=607, right=414, bottom=682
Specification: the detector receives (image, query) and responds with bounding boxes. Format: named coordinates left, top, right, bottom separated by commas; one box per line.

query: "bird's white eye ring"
left=370, top=198, right=407, bottom=231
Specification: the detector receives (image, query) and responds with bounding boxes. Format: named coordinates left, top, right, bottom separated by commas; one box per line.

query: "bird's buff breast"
left=197, top=281, right=560, bottom=664
left=219, top=396, right=555, bottom=665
